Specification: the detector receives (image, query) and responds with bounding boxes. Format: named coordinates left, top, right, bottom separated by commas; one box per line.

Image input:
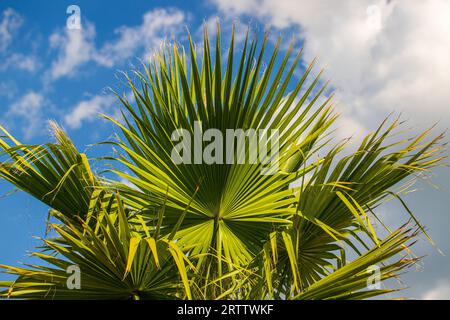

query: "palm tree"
left=0, top=24, right=446, bottom=300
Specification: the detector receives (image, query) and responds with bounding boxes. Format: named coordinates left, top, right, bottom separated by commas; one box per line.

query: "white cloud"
left=422, top=280, right=450, bottom=300
left=1, top=53, right=39, bottom=72
left=7, top=91, right=45, bottom=139
left=48, top=22, right=99, bottom=80
left=336, top=114, right=367, bottom=141
left=0, top=81, right=17, bottom=99
left=57, top=8, right=186, bottom=129
left=0, top=8, right=22, bottom=52
left=8, top=91, right=43, bottom=116
left=196, top=16, right=253, bottom=44
left=211, top=0, right=450, bottom=131
left=0, top=9, right=39, bottom=73
left=48, top=8, right=186, bottom=81
left=64, top=94, right=116, bottom=129
left=98, top=8, right=186, bottom=66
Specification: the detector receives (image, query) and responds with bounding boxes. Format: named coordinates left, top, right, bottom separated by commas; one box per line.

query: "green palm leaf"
left=0, top=121, right=97, bottom=221
left=0, top=193, right=191, bottom=300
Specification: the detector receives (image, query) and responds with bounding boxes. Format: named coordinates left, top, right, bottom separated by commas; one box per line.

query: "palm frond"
left=0, top=23, right=446, bottom=300
left=0, top=193, right=191, bottom=300
left=293, top=224, right=418, bottom=300
left=0, top=122, right=97, bottom=221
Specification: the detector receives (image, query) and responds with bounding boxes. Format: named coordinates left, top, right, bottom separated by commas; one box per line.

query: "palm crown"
left=0, top=24, right=446, bottom=300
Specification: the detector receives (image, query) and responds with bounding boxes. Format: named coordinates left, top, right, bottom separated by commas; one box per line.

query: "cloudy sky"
left=0, top=0, right=449, bottom=299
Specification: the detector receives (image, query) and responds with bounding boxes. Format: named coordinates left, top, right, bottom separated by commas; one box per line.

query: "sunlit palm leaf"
left=0, top=122, right=96, bottom=221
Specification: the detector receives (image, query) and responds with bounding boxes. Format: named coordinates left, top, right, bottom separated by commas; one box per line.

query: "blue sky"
left=1, top=0, right=449, bottom=299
